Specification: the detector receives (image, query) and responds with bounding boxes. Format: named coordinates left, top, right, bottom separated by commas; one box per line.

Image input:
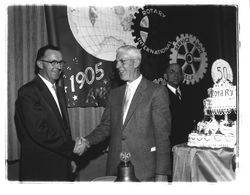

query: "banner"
left=47, top=5, right=237, bottom=118
left=47, top=6, right=119, bottom=107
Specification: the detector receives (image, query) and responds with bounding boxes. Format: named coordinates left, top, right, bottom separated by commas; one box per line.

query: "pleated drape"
left=7, top=6, right=104, bottom=161
left=68, top=107, right=105, bottom=141
left=8, top=5, right=48, bottom=160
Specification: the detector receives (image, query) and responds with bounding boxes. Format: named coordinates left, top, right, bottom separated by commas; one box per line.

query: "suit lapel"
left=167, top=87, right=182, bottom=103
left=56, top=87, right=70, bottom=129
left=35, top=77, right=65, bottom=130
left=122, top=78, right=146, bottom=128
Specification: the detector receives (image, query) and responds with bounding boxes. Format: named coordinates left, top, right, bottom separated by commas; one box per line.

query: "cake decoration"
left=187, top=59, right=237, bottom=148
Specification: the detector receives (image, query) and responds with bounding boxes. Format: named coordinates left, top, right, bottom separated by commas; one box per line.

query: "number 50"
left=217, top=66, right=228, bottom=81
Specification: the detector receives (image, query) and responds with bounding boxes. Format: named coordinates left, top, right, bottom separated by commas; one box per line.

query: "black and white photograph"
left=2, top=0, right=250, bottom=194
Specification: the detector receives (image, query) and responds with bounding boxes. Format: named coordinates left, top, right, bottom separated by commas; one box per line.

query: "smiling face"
left=37, top=49, right=63, bottom=84
left=115, top=49, right=140, bottom=83
left=166, top=63, right=184, bottom=88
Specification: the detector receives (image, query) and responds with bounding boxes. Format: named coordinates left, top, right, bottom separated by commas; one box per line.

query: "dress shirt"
left=38, top=74, right=62, bottom=116
left=167, top=84, right=181, bottom=99
left=123, top=74, right=142, bottom=123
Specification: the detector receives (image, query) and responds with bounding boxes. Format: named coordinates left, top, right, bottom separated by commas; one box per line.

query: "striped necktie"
left=176, top=87, right=182, bottom=100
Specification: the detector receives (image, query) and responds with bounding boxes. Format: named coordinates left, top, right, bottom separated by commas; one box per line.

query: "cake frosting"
left=187, top=60, right=237, bottom=149
left=188, top=118, right=236, bottom=148
left=203, top=79, right=236, bottom=115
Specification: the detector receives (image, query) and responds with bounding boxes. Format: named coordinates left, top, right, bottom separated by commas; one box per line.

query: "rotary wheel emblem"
left=131, top=6, right=149, bottom=49
left=131, top=6, right=171, bottom=54
left=170, top=33, right=208, bottom=85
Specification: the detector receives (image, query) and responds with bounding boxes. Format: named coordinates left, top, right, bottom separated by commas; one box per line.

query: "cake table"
left=172, top=143, right=235, bottom=182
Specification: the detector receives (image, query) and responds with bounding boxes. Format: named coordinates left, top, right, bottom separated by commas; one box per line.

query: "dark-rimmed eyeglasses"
left=40, top=60, right=65, bottom=67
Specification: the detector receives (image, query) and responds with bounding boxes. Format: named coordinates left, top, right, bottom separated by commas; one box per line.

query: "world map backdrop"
left=46, top=5, right=237, bottom=122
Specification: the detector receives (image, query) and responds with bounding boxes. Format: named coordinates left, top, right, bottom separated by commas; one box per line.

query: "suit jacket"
left=14, top=76, right=75, bottom=181
left=86, top=77, right=172, bottom=181
left=167, top=87, right=193, bottom=147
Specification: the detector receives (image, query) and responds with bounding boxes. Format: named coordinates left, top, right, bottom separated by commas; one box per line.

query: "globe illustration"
left=67, top=6, right=140, bottom=61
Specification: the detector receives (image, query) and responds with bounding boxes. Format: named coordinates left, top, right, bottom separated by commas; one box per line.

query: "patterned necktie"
left=122, top=84, right=132, bottom=124
left=176, top=87, right=182, bottom=100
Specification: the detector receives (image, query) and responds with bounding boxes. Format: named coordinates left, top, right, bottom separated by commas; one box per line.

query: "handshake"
left=73, top=137, right=90, bottom=156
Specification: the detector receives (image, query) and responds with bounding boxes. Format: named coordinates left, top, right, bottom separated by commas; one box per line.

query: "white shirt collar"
left=38, top=74, right=55, bottom=89
left=126, top=74, right=142, bottom=88
left=167, top=83, right=177, bottom=94
left=38, top=74, right=62, bottom=116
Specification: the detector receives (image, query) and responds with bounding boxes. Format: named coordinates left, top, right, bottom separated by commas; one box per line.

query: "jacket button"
left=122, top=135, right=127, bottom=140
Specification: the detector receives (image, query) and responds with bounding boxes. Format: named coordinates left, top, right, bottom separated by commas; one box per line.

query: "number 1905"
left=69, top=62, right=104, bottom=92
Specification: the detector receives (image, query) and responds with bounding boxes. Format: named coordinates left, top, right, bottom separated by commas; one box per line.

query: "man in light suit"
left=14, top=45, right=85, bottom=181
left=84, top=45, right=172, bottom=181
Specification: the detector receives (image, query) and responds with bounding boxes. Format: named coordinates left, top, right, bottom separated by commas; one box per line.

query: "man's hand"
left=73, top=137, right=90, bottom=156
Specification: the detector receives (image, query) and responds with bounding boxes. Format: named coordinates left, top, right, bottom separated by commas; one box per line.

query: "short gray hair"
left=116, top=45, right=142, bottom=62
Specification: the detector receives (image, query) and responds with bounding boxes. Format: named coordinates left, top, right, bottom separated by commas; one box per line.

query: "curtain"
left=7, top=6, right=104, bottom=161
left=8, top=5, right=48, bottom=160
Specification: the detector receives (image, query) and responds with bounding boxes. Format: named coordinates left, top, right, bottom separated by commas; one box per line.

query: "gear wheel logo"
left=131, top=7, right=150, bottom=48
left=131, top=6, right=172, bottom=55
left=170, top=34, right=208, bottom=85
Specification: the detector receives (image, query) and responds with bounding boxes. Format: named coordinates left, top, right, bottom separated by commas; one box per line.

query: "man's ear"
left=134, top=59, right=140, bottom=68
left=36, top=60, right=43, bottom=69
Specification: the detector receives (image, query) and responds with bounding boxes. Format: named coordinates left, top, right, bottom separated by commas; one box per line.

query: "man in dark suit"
left=14, top=45, right=84, bottom=181
left=165, top=63, right=193, bottom=148
left=83, top=45, right=172, bottom=181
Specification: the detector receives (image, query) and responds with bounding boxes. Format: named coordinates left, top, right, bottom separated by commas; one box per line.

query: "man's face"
left=37, top=49, right=63, bottom=84
left=166, top=64, right=184, bottom=88
left=115, top=51, right=139, bottom=82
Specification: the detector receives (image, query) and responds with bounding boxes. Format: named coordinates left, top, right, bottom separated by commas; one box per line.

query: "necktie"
left=52, top=84, right=57, bottom=92
left=176, top=87, right=182, bottom=100
left=123, top=84, right=132, bottom=124
left=52, top=84, right=62, bottom=116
